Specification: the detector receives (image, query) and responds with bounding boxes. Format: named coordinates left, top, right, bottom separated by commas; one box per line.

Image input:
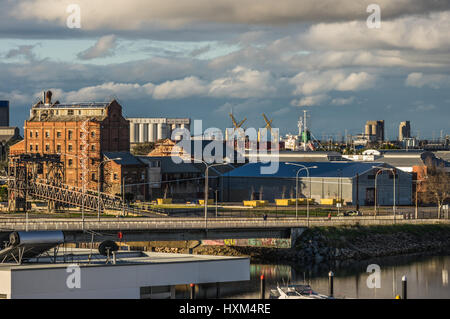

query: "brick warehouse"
left=9, top=91, right=147, bottom=200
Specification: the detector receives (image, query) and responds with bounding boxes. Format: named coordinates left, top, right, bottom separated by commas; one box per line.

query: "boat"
left=269, top=284, right=332, bottom=299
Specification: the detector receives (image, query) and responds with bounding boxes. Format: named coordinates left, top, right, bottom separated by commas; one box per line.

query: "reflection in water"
left=221, top=255, right=450, bottom=299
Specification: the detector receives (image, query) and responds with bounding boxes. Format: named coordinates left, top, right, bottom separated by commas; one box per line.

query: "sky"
left=0, top=0, right=450, bottom=140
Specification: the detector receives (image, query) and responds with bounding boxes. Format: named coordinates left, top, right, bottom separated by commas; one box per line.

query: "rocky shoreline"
left=146, top=224, right=450, bottom=267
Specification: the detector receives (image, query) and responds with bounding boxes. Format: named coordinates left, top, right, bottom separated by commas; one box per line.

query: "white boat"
left=269, top=284, right=331, bottom=299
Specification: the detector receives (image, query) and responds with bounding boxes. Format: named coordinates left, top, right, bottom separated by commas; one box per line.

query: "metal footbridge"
left=9, top=177, right=165, bottom=216
left=7, top=153, right=165, bottom=216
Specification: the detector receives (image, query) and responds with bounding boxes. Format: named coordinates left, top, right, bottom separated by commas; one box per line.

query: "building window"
left=68, top=130, right=73, bottom=140
left=91, top=145, right=96, bottom=151
left=92, top=173, right=96, bottom=180
left=56, top=144, right=61, bottom=153
left=68, top=159, right=73, bottom=167
left=29, top=131, right=33, bottom=138
left=35, top=131, right=39, bottom=138
left=45, top=144, right=50, bottom=152
left=113, top=173, right=118, bottom=180
left=68, top=144, right=73, bottom=152
left=78, top=110, right=82, bottom=115
left=35, top=144, right=38, bottom=151
left=45, top=131, right=50, bottom=138
left=91, top=131, right=96, bottom=138
left=56, top=131, right=61, bottom=138
left=68, top=110, right=74, bottom=116
left=30, top=144, right=33, bottom=151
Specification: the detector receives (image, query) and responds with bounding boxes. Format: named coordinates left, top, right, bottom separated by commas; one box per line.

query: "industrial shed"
left=220, top=161, right=412, bottom=206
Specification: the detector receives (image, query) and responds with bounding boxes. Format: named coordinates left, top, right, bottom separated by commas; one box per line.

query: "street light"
left=373, top=166, right=396, bottom=223
left=98, top=157, right=122, bottom=221
left=285, top=163, right=318, bottom=226
left=182, top=155, right=229, bottom=229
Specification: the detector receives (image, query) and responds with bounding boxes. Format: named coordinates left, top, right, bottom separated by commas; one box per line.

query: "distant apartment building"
left=128, top=118, right=191, bottom=144
left=365, top=120, right=385, bottom=142
left=399, top=121, right=411, bottom=141
left=0, top=101, right=9, bottom=127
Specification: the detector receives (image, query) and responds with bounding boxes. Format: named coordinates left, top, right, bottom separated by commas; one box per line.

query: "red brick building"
left=10, top=91, right=131, bottom=192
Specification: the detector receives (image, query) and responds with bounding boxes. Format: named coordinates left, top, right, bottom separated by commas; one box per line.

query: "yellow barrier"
left=198, top=199, right=214, bottom=205
left=275, top=199, right=296, bottom=206
left=320, top=198, right=343, bottom=205
left=157, top=198, right=173, bottom=205
left=243, top=200, right=268, bottom=207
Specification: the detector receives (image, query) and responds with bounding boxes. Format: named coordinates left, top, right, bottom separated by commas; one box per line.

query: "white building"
left=0, top=249, right=249, bottom=299
left=128, top=118, right=191, bottom=143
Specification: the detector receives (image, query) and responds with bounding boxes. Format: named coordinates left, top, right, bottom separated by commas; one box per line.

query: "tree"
left=131, top=142, right=155, bottom=155
left=420, top=161, right=450, bottom=219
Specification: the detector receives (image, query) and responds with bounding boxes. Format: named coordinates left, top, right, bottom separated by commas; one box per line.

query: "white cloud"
left=208, top=66, right=276, bottom=98
left=153, top=76, right=207, bottom=99
left=11, top=0, right=450, bottom=30
left=77, top=35, right=117, bottom=60
left=291, top=94, right=329, bottom=107
left=303, top=11, right=450, bottom=51
left=290, top=70, right=376, bottom=96
left=405, top=72, right=450, bottom=89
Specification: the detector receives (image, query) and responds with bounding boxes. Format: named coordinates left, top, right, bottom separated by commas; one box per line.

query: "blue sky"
left=1, top=0, right=450, bottom=140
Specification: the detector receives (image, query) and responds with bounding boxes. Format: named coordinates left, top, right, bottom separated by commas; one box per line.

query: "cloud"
left=413, top=102, right=437, bottom=112
left=208, top=66, right=276, bottom=98
left=331, top=96, right=356, bottom=105
left=290, top=70, right=376, bottom=96
left=77, top=35, right=117, bottom=60
left=190, top=45, right=211, bottom=57
left=291, top=94, right=329, bottom=107
left=4, top=45, right=38, bottom=61
left=405, top=72, right=450, bottom=89
left=153, top=76, right=207, bottom=99
left=303, top=11, right=450, bottom=51
left=10, top=0, right=450, bottom=31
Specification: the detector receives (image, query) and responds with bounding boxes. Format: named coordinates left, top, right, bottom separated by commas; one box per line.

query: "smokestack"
left=45, top=91, right=52, bottom=105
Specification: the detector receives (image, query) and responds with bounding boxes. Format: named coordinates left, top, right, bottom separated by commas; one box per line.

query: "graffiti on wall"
left=202, top=238, right=291, bottom=248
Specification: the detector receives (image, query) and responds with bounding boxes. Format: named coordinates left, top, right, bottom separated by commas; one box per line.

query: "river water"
left=186, top=254, right=450, bottom=299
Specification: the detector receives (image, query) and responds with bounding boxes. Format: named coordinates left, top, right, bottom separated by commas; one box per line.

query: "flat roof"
left=222, top=161, right=392, bottom=178
left=0, top=248, right=248, bottom=271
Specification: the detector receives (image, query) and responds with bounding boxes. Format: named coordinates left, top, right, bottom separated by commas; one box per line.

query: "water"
left=184, top=254, right=450, bottom=299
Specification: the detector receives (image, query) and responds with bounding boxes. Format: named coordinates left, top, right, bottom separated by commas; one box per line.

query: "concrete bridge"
left=0, top=216, right=448, bottom=245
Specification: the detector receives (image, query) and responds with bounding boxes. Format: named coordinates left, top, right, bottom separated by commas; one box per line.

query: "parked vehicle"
left=338, top=210, right=362, bottom=217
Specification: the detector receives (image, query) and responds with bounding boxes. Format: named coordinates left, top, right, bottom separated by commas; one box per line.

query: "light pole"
left=373, top=166, right=396, bottom=223
left=98, top=157, right=122, bottom=221
left=337, top=169, right=342, bottom=215
left=285, top=163, right=317, bottom=225
left=183, top=156, right=229, bottom=229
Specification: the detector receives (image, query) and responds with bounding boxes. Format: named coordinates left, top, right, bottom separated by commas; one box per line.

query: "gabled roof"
left=103, top=151, right=144, bottom=166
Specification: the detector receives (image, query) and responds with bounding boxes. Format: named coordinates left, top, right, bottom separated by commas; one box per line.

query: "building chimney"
left=45, top=91, right=52, bottom=105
